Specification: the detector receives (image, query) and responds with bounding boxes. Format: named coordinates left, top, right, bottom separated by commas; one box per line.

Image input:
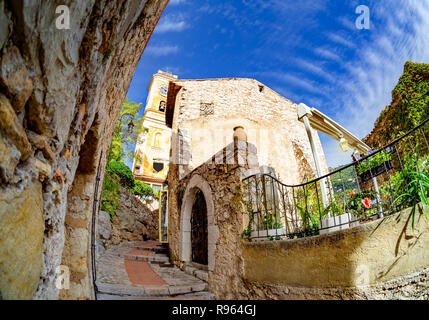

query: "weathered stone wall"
left=167, top=78, right=329, bottom=299
left=98, top=185, right=158, bottom=248
left=168, top=141, right=257, bottom=299
left=168, top=136, right=429, bottom=299
left=169, top=78, right=328, bottom=184
left=0, top=0, right=168, bottom=299
left=241, top=206, right=429, bottom=300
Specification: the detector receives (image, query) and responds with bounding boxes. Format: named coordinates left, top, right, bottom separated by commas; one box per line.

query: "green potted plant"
left=356, top=148, right=393, bottom=182
left=250, top=209, right=286, bottom=241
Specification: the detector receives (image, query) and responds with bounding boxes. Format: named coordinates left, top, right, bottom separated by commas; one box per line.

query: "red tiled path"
left=124, top=259, right=167, bottom=286
left=126, top=249, right=153, bottom=257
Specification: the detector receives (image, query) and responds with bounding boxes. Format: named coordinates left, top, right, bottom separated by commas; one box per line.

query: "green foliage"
left=103, top=44, right=115, bottom=62
left=107, top=160, right=135, bottom=190
left=392, top=151, right=429, bottom=229
left=117, top=98, right=145, bottom=164
left=100, top=173, right=120, bottom=221
left=108, top=130, right=124, bottom=163
left=101, top=97, right=148, bottom=220
left=132, top=180, right=153, bottom=198
left=330, top=165, right=358, bottom=193
left=296, top=204, right=319, bottom=236
left=108, top=97, right=145, bottom=164
left=356, top=149, right=392, bottom=175
left=373, top=61, right=429, bottom=144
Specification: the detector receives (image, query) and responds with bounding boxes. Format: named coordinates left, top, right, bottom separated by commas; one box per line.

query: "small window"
left=258, top=85, right=264, bottom=93
left=159, top=101, right=166, bottom=112
left=153, top=132, right=162, bottom=148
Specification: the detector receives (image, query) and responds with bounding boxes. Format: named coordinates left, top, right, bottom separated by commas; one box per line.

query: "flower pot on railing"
left=250, top=227, right=286, bottom=241
left=319, top=213, right=360, bottom=235
left=358, top=160, right=393, bottom=182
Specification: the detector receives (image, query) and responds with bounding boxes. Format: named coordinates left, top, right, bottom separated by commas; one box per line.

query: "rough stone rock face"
left=0, top=0, right=168, bottom=300
left=98, top=186, right=159, bottom=248
left=0, top=180, right=44, bottom=300
left=97, top=210, right=112, bottom=241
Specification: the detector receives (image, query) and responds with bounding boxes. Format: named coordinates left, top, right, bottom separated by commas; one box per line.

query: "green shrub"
left=107, top=160, right=135, bottom=190
left=100, top=173, right=120, bottom=221
left=133, top=180, right=153, bottom=198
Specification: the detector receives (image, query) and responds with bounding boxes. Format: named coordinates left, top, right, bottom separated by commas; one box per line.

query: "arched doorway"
left=191, top=189, right=208, bottom=265
left=179, top=174, right=218, bottom=271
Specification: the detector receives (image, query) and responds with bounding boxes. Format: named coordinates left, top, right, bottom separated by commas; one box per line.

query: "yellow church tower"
left=132, top=70, right=178, bottom=195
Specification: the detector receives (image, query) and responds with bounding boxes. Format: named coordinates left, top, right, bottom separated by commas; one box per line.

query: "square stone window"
left=200, top=102, right=214, bottom=116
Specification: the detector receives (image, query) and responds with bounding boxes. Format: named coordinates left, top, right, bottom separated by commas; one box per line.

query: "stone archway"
left=180, top=174, right=218, bottom=271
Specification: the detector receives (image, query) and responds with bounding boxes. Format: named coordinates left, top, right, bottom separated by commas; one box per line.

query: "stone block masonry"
left=0, top=0, right=169, bottom=300
left=168, top=78, right=328, bottom=184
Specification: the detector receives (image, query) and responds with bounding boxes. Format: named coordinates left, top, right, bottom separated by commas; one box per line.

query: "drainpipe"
left=298, top=104, right=329, bottom=209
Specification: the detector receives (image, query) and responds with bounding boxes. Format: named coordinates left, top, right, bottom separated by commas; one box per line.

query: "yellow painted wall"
left=141, top=126, right=170, bottom=180
left=133, top=71, right=176, bottom=183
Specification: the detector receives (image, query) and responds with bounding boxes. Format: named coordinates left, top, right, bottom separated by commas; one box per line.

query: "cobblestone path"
left=96, top=240, right=215, bottom=300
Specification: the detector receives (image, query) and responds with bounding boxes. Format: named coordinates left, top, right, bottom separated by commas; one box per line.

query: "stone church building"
left=163, top=77, right=327, bottom=298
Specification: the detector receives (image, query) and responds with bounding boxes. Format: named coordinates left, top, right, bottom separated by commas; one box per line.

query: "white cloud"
left=270, top=72, right=327, bottom=96
left=169, top=0, right=187, bottom=5
left=294, top=58, right=336, bottom=83
left=146, top=45, right=179, bottom=57
left=314, top=47, right=342, bottom=63
left=155, top=14, right=189, bottom=33
left=326, top=33, right=356, bottom=49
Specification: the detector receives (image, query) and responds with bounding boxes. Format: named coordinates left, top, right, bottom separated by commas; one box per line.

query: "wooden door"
left=191, top=189, right=208, bottom=265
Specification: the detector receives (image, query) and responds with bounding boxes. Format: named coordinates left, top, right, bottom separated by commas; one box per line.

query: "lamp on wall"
left=339, top=137, right=350, bottom=152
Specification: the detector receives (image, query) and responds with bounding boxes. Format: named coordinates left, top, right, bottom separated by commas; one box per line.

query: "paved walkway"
left=96, top=240, right=215, bottom=300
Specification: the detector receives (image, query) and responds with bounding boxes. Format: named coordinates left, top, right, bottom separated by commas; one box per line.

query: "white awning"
left=298, top=103, right=371, bottom=154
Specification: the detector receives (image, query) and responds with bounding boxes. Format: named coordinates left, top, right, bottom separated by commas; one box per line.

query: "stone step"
left=136, top=245, right=168, bottom=254
left=97, top=291, right=215, bottom=300
left=182, top=265, right=209, bottom=282
left=96, top=281, right=208, bottom=298
left=150, top=261, right=174, bottom=268
left=120, top=252, right=170, bottom=263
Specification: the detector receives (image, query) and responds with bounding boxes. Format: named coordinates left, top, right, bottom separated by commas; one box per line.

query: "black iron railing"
left=242, top=118, right=429, bottom=241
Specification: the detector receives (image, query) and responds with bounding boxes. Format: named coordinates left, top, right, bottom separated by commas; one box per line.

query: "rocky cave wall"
left=0, top=0, right=168, bottom=300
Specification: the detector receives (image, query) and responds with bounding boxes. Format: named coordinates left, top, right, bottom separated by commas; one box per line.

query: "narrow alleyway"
left=96, top=240, right=214, bottom=300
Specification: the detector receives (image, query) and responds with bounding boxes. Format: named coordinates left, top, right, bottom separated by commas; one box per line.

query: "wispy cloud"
left=326, top=32, right=356, bottom=49
left=169, top=0, right=187, bottom=5
left=268, top=72, right=329, bottom=97
left=293, top=58, right=336, bottom=83
left=314, top=47, right=342, bottom=63
left=146, top=45, right=179, bottom=57
left=155, top=14, right=189, bottom=33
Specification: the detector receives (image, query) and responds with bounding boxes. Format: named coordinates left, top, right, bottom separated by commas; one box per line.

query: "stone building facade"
left=164, top=78, right=429, bottom=300
left=166, top=78, right=328, bottom=183
left=165, top=78, right=328, bottom=298
left=0, top=0, right=168, bottom=300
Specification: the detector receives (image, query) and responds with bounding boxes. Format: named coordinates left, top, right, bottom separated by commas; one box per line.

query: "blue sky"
left=126, top=0, right=429, bottom=168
